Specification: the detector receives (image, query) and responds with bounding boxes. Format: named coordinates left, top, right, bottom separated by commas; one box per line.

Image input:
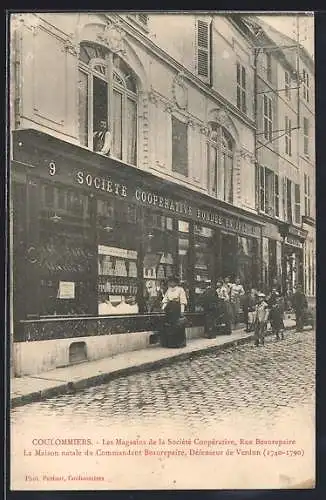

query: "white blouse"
left=162, top=286, right=187, bottom=312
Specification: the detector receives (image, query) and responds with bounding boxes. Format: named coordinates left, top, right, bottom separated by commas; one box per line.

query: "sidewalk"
left=11, top=317, right=297, bottom=408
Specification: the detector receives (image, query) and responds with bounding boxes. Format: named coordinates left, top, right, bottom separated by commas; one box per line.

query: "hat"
left=204, top=279, right=212, bottom=284
left=258, top=292, right=266, bottom=298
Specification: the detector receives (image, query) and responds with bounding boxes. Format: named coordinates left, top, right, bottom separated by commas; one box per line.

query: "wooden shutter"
left=197, top=20, right=210, bottom=81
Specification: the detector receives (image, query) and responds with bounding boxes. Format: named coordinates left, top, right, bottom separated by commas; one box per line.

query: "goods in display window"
left=98, top=245, right=139, bottom=315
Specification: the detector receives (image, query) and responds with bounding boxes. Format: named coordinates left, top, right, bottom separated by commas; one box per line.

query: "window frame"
left=294, top=183, right=301, bottom=225
left=285, top=115, right=292, bottom=157
left=285, top=71, right=291, bottom=100
left=207, top=124, right=234, bottom=203
left=304, top=173, right=311, bottom=217
left=263, top=95, right=273, bottom=142
left=303, top=117, right=309, bottom=157
left=274, top=173, right=280, bottom=218
left=302, top=69, right=310, bottom=102
left=236, top=62, right=247, bottom=114
left=196, top=18, right=211, bottom=83
left=171, top=115, right=189, bottom=177
left=78, top=43, right=138, bottom=166
left=259, top=165, right=275, bottom=215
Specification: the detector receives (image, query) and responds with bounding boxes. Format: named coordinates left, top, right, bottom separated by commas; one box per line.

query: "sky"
left=258, top=14, right=314, bottom=58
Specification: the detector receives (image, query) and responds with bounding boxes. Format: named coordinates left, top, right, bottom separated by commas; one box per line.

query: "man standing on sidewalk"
left=201, top=280, right=219, bottom=338
left=254, top=293, right=269, bottom=347
left=291, top=284, right=308, bottom=332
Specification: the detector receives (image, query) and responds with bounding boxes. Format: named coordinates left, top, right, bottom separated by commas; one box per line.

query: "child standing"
left=254, top=293, right=269, bottom=347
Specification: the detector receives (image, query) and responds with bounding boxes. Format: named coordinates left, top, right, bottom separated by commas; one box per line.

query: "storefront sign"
left=58, top=281, right=75, bottom=299
left=285, top=236, right=303, bottom=249
left=288, top=226, right=307, bottom=240
left=71, top=170, right=261, bottom=237
left=98, top=245, right=137, bottom=260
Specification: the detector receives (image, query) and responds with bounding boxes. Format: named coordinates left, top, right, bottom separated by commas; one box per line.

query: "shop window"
left=196, top=19, right=211, bottom=82
left=236, top=62, right=247, bottom=114
left=237, top=236, right=257, bottom=290
left=97, top=199, right=140, bottom=315
left=78, top=42, right=138, bottom=165
left=143, top=209, right=177, bottom=313
left=172, top=116, right=188, bottom=176
left=193, top=224, right=214, bottom=311
left=207, top=124, right=234, bottom=203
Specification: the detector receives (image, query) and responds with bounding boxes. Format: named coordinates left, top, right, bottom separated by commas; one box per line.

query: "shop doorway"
left=221, top=233, right=237, bottom=281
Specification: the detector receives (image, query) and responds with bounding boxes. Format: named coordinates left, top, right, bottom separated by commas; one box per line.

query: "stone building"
left=10, top=12, right=314, bottom=376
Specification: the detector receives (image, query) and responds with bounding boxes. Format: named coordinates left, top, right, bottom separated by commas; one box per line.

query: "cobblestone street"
left=12, top=329, right=315, bottom=430
left=11, top=329, right=315, bottom=490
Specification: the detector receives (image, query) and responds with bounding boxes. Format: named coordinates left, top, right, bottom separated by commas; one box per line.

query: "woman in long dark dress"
left=161, top=276, right=188, bottom=348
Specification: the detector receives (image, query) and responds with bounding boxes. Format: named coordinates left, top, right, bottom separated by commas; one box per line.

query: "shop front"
left=11, top=129, right=263, bottom=376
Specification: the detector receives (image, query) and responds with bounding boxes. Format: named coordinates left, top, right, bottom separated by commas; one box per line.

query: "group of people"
left=157, top=274, right=309, bottom=349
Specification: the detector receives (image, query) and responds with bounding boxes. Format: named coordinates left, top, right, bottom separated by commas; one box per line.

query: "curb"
left=11, top=325, right=297, bottom=409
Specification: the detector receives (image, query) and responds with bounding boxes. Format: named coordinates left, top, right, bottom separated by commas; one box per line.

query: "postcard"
left=9, top=10, right=315, bottom=490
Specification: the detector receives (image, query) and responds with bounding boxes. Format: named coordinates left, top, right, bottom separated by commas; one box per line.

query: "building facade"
left=10, top=12, right=314, bottom=376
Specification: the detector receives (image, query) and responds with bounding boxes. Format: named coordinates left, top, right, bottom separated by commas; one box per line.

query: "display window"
left=237, top=236, right=258, bottom=290
left=193, top=224, right=215, bottom=311
left=97, top=198, right=139, bottom=315
left=39, top=184, right=94, bottom=316
left=143, top=208, right=176, bottom=312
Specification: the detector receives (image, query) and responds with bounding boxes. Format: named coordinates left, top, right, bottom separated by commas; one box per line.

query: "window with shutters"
left=286, top=178, right=293, bottom=223
left=263, top=95, right=273, bottom=141
left=294, top=183, right=301, bottom=224
left=236, top=62, right=247, bottom=114
left=172, top=116, right=188, bottom=176
left=304, top=174, right=311, bottom=216
left=196, top=19, right=211, bottom=82
left=303, top=117, right=309, bottom=156
left=265, top=52, right=272, bottom=82
left=285, top=71, right=291, bottom=100
left=285, top=116, right=292, bottom=156
left=302, top=69, right=309, bottom=102
left=259, top=166, right=274, bottom=215
left=274, top=174, right=280, bottom=217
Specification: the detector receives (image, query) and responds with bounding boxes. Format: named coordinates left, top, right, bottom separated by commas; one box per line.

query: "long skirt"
left=161, top=301, right=186, bottom=348
left=204, top=313, right=217, bottom=338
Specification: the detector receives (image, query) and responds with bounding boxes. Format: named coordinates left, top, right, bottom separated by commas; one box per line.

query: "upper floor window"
left=285, top=116, right=292, bottom=156
left=259, top=165, right=274, bottom=215
left=274, top=173, right=280, bottom=217
left=263, top=95, right=273, bottom=142
left=265, top=52, right=272, bottom=82
left=236, top=62, right=247, bottom=114
left=303, top=117, right=309, bottom=156
left=172, top=116, right=188, bottom=176
left=294, top=183, right=301, bottom=224
left=207, top=124, right=234, bottom=203
left=285, top=71, right=291, bottom=100
left=196, top=19, right=211, bottom=83
left=304, top=173, right=311, bottom=216
left=78, top=42, right=138, bottom=165
left=302, top=69, right=310, bottom=102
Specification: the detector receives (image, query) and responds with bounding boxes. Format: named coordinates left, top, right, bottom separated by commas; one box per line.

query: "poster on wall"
left=57, top=281, right=75, bottom=299
left=9, top=10, right=316, bottom=494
